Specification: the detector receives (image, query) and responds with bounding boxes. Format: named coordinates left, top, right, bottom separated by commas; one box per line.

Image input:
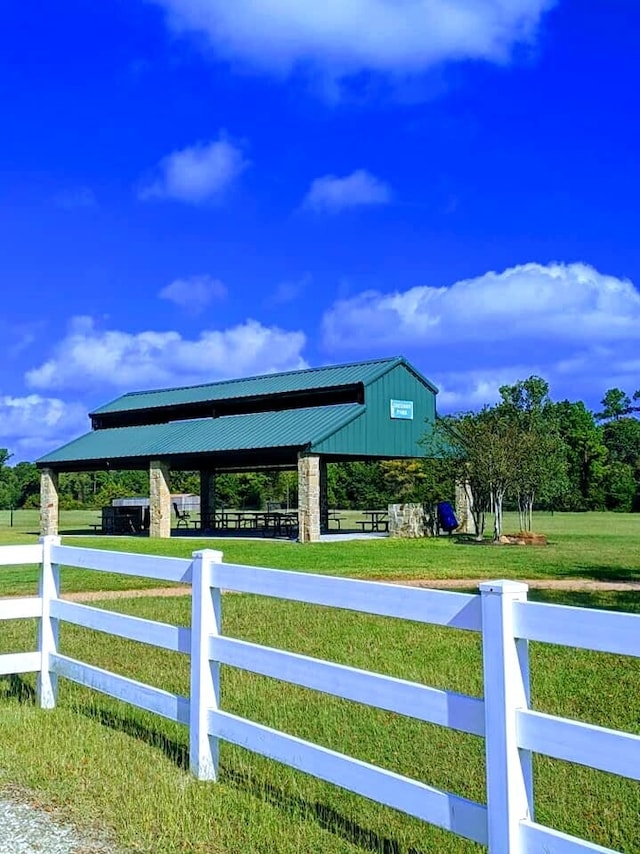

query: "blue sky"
left=1, top=0, right=639, bottom=461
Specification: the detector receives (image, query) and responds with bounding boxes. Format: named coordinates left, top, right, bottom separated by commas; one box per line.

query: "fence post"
left=38, top=535, right=61, bottom=709
left=190, top=548, right=224, bottom=780
left=480, top=580, right=533, bottom=854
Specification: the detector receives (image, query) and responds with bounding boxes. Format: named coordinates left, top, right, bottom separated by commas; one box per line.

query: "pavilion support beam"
left=150, top=459, right=171, bottom=539
left=298, top=454, right=321, bottom=543
left=40, top=468, right=59, bottom=537
left=319, top=459, right=329, bottom=534
left=200, top=470, right=216, bottom=529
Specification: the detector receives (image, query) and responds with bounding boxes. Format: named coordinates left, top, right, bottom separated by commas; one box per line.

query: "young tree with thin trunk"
left=497, top=377, right=568, bottom=531
left=426, top=408, right=518, bottom=541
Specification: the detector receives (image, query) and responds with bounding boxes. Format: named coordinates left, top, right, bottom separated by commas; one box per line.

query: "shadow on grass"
left=452, top=533, right=557, bottom=548
left=0, top=674, right=36, bottom=703
left=68, top=703, right=426, bottom=854
left=549, top=565, right=640, bottom=583
left=529, top=588, right=640, bottom=613
left=223, top=766, right=423, bottom=854
left=57, top=529, right=148, bottom=537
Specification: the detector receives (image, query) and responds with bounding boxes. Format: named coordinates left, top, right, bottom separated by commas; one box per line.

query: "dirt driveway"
left=59, top=576, right=640, bottom=603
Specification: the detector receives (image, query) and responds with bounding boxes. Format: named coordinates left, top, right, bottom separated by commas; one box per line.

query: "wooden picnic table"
left=199, top=510, right=298, bottom=537
left=200, top=511, right=249, bottom=530
left=357, top=510, right=389, bottom=532
left=260, top=511, right=298, bottom=537
left=327, top=512, right=343, bottom=530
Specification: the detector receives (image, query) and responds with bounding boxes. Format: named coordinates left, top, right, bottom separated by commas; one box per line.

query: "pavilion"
left=37, top=356, right=438, bottom=542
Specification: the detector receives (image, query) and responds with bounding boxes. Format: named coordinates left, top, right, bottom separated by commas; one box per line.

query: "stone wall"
left=388, top=503, right=431, bottom=538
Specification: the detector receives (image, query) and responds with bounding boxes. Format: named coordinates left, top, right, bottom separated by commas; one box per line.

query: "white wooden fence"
left=1, top=536, right=639, bottom=854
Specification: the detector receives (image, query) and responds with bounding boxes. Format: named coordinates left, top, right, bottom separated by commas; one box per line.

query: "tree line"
left=0, top=378, right=638, bottom=520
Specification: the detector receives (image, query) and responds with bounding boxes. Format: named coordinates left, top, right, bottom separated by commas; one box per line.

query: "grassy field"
left=0, top=509, right=639, bottom=597
left=1, top=594, right=639, bottom=853
left=0, top=512, right=639, bottom=852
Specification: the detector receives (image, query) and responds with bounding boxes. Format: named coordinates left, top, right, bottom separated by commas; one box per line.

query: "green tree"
left=498, top=375, right=550, bottom=414
left=597, top=388, right=632, bottom=421
left=497, top=377, right=568, bottom=530
left=602, top=416, right=640, bottom=468
left=12, top=461, right=40, bottom=507
left=603, top=462, right=637, bottom=512
left=548, top=400, right=608, bottom=510
left=0, top=450, right=20, bottom=510
left=236, top=473, right=270, bottom=509
left=171, top=471, right=200, bottom=495
left=427, top=408, right=518, bottom=541
left=336, top=462, right=388, bottom=509
left=380, top=458, right=456, bottom=508
left=380, top=460, right=427, bottom=503
left=601, top=417, right=640, bottom=511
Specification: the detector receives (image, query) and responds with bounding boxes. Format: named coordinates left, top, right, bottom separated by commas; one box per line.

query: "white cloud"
left=303, top=170, right=391, bottom=212
left=139, top=135, right=248, bottom=203
left=150, top=0, right=554, bottom=78
left=322, top=262, right=640, bottom=411
left=0, top=394, right=88, bottom=461
left=158, top=275, right=227, bottom=313
left=25, top=316, right=307, bottom=394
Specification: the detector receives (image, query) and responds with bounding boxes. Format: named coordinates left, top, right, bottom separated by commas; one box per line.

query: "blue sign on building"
left=390, top=399, right=414, bottom=420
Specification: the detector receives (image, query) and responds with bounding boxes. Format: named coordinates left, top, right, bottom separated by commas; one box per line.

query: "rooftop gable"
left=90, top=356, right=437, bottom=418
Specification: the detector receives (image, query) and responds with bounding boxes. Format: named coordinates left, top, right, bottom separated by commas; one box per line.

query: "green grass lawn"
left=0, top=511, right=639, bottom=852
left=0, top=509, right=639, bottom=598
left=0, top=592, right=638, bottom=853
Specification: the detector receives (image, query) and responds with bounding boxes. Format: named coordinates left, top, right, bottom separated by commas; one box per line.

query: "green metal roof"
left=91, top=356, right=436, bottom=416
left=39, top=403, right=365, bottom=467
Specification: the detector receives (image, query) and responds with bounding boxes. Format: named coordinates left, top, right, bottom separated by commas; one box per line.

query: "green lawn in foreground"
left=1, top=591, right=638, bottom=853
left=1, top=514, right=639, bottom=851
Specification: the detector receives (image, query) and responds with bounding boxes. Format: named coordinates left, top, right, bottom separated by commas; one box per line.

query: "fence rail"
left=0, top=537, right=637, bottom=854
left=212, top=562, right=482, bottom=629
left=208, top=708, right=489, bottom=845
left=0, top=544, right=43, bottom=565
left=50, top=599, right=192, bottom=653
left=513, top=599, right=640, bottom=658
left=210, top=634, right=486, bottom=736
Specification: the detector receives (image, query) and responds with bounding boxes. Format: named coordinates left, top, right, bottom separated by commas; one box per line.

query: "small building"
left=37, top=356, right=438, bottom=542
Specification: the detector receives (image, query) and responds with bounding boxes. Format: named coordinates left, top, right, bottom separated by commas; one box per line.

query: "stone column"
left=150, top=459, right=171, bottom=539
left=298, top=454, right=321, bottom=543
left=455, top=480, right=476, bottom=535
left=200, top=470, right=216, bottom=529
left=39, top=468, right=59, bottom=536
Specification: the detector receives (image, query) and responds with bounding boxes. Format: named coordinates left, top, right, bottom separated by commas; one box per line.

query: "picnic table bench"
left=356, top=511, right=389, bottom=532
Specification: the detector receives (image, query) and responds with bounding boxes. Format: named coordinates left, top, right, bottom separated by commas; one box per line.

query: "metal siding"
left=39, top=404, right=365, bottom=465
left=312, top=364, right=436, bottom=458
left=92, top=357, right=402, bottom=415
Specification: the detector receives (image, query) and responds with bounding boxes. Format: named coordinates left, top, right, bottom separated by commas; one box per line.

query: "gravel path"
left=0, top=796, right=112, bottom=854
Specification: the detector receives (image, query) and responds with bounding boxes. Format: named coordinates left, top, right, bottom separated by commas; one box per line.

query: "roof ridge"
left=94, top=356, right=402, bottom=406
